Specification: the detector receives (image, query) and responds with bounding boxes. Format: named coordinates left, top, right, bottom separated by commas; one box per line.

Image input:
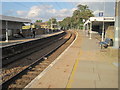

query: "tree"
left=47, top=18, right=58, bottom=29
left=59, top=4, right=94, bottom=30
left=47, top=18, right=57, bottom=25
left=72, top=4, right=94, bottom=29
left=36, top=20, right=42, bottom=22
left=58, top=17, right=72, bottom=30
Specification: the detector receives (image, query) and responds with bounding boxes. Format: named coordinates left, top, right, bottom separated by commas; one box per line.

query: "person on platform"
left=33, top=30, right=36, bottom=38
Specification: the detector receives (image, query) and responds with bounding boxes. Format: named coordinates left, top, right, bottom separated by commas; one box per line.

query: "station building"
left=34, top=22, right=49, bottom=29
left=83, top=0, right=120, bottom=49
left=34, top=22, right=59, bottom=33
left=0, top=15, right=31, bottom=41
left=83, top=17, right=115, bottom=41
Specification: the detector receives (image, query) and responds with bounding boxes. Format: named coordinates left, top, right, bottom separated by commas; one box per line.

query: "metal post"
left=30, top=22, right=33, bottom=37
left=20, top=28, right=22, bottom=33
left=84, top=24, right=86, bottom=32
left=20, top=23, right=22, bottom=33
left=89, top=22, right=92, bottom=39
left=83, top=25, right=85, bottom=31
left=114, top=0, right=120, bottom=48
left=86, top=24, right=89, bottom=36
left=30, top=23, right=32, bottom=32
left=51, top=18, right=53, bottom=33
left=102, top=2, right=105, bottom=41
left=102, top=19, right=105, bottom=41
left=5, top=21, right=8, bottom=42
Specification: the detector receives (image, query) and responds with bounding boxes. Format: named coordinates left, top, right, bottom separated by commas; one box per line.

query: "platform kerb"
left=25, top=30, right=80, bottom=88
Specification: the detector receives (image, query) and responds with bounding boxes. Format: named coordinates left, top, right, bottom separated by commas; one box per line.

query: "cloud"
left=15, top=2, right=115, bottom=21
left=17, top=11, right=27, bottom=16
left=16, top=4, right=75, bottom=21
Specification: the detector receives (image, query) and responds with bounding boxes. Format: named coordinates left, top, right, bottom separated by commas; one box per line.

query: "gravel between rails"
left=1, top=32, right=67, bottom=83
left=2, top=31, right=76, bottom=89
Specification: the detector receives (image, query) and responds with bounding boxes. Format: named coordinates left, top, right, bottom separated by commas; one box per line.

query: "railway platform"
left=25, top=30, right=118, bottom=88
left=0, top=31, right=64, bottom=47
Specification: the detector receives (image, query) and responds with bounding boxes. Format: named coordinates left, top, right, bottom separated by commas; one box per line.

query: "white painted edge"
left=24, top=31, right=78, bottom=89
left=1, top=31, right=64, bottom=48
left=112, top=62, right=119, bottom=67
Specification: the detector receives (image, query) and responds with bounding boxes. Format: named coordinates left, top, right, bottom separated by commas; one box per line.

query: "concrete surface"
left=25, top=30, right=118, bottom=88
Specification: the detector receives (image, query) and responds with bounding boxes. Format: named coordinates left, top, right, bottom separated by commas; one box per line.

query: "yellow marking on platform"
left=66, top=49, right=82, bottom=89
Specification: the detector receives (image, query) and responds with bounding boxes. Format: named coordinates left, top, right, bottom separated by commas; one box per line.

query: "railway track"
left=1, top=32, right=66, bottom=83
left=1, top=31, right=76, bottom=89
left=2, top=32, right=66, bottom=66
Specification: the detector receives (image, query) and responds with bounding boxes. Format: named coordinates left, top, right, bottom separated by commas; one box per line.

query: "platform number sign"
left=99, top=12, right=103, bottom=17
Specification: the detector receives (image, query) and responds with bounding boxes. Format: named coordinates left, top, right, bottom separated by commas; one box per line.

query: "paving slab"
left=25, top=30, right=118, bottom=88
left=68, top=31, right=118, bottom=88
left=25, top=30, right=81, bottom=88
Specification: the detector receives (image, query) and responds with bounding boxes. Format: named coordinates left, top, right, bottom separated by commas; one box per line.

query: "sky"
left=1, top=2, right=115, bottom=22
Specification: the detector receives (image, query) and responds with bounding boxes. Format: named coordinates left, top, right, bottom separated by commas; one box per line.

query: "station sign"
left=99, top=12, right=103, bottom=17
left=104, top=18, right=114, bottom=20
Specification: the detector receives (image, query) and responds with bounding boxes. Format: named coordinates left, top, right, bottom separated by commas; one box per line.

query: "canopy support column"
left=5, top=21, right=8, bottom=42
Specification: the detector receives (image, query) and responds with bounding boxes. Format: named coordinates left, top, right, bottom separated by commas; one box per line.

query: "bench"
left=99, top=38, right=113, bottom=49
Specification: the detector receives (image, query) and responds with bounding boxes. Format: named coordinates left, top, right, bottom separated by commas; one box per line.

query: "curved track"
left=1, top=31, right=76, bottom=89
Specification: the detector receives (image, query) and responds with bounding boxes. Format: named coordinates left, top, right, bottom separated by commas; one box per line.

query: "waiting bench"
left=99, top=38, right=113, bottom=49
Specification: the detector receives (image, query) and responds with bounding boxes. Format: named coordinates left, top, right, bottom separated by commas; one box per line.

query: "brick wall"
left=106, top=26, right=115, bottom=41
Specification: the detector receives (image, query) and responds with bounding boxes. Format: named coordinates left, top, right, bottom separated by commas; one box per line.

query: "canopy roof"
left=0, top=15, right=31, bottom=23
left=84, top=17, right=115, bottom=25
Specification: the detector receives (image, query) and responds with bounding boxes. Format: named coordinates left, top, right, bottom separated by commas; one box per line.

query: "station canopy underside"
left=92, top=21, right=114, bottom=26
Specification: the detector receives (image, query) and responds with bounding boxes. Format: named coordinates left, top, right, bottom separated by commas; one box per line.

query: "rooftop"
left=0, top=15, right=31, bottom=23
left=84, top=17, right=115, bottom=25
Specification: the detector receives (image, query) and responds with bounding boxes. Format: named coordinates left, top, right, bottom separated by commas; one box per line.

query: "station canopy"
left=84, top=17, right=115, bottom=26
left=0, top=15, right=31, bottom=23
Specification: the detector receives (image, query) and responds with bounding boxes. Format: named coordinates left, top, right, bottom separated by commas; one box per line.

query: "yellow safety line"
left=66, top=33, right=82, bottom=89
left=66, top=50, right=82, bottom=89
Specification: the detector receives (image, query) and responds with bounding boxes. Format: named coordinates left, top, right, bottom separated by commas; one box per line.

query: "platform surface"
left=25, top=30, right=118, bottom=88
left=0, top=31, right=64, bottom=47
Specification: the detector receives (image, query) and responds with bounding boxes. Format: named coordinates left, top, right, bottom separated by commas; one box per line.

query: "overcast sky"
left=1, top=2, right=115, bottom=22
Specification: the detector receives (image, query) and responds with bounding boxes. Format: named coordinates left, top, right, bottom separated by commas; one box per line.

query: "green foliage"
left=36, top=20, right=42, bottom=22
left=47, top=18, right=57, bottom=25
left=59, top=17, right=72, bottom=30
left=60, top=4, right=94, bottom=30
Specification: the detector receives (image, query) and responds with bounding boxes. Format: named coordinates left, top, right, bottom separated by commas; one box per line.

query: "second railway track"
left=1, top=31, right=76, bottom=89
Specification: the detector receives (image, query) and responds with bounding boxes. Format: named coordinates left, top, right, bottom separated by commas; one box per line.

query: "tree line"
left=59, top=4, right=94, bottom=30
left=35, top=4, right=94, bottom=30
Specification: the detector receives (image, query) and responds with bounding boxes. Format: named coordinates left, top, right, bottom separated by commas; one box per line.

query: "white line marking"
left=24, top=31, right=78, bottom=89
left=1, top=31, right=64, bottom=48
left=112, top=62, right=119, bottom=67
